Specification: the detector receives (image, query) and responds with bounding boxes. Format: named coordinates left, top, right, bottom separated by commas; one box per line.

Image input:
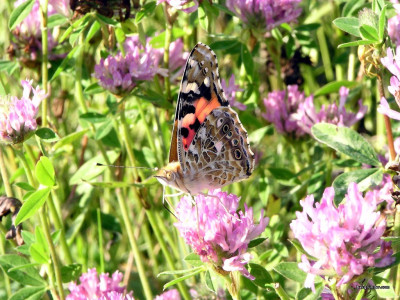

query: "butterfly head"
left=154, top=161, right=186, bottom=192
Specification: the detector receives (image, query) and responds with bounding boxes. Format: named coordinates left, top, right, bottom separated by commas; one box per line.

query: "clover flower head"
left=156, top=0, right=199, bottom=13
left=262, top=84, right=306, bottom=136
left=291, top=86, right=367, bottom=134
left=94, top=36, right=165, bottom=95
left=0, top=80, right=46, bottom=144
left=226, top=0, right=302, bottom=31
left=290, top=183, right=394, bottom=293
left=154, top=289, right=181, bottom=300
left=221, top=75, right=246, bottom=111
left=66, top=268, right=134, bottom=300
left=174, top=189, right=269, bottom=280
left=12, top=0, right=71, bottom=62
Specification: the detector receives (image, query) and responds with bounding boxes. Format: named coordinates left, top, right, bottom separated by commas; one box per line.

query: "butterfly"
left=155, top=43, right=254, bottom=195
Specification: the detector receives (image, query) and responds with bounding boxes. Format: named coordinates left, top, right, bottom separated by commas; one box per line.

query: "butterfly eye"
left=234, top=149, right=242, bottom=160
left=232, top=139, right=239, bottom=146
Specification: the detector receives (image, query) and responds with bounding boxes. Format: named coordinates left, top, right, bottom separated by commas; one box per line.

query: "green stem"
left=163, top=3, right=172, bottom=102
left=40, top=0, right=49, bottom=127
left=265, top=39, right=282, bottom=90
left=0, top=147, right=12, bottom=197
left=119, top=108, right=191, bottom=300
left=0, top=234, right=11, bottom=297
left=377, top=74, right=395, bottom=161
left=347, top=47, right=356, bottom=81
left=136, top=98, right=160, bottom=165
left=40, top=209, right=65, bottom=300
left=317, top=26, right=334, bottom=82
left=15, top=148, right=60, bottom=300
left=74, top=37, right=153, bottom=298
left=274, top=282, right=290, bottom=300
left=97, top=208, right=105, bottom=273
left=47, top=193, right=73, bottom=264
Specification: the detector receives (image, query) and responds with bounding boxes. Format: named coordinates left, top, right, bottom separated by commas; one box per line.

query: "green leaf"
left=15, top=187, right=51, bottom=225
left=59, top=14, right=90, bottom=43
left=338, top=39, right=376, bottom=48
left=209, top=39, right=239, bottom=50
left=241, top=43, right=254, bottom=77
left=0, top=254, right=45, bottom=286
left=343, top=0, right=365, bottom=17
left=333, top=168, right=383, bottom=205
left=95, top=121, right=114, bottom=140
left=333, top=17, right=360, bottom=37
left=378, top=5, right=386, bottom=42
left=61, top=263, right=82, bottom=283
left=184, top=253, right=203, bottom=267
left=314, top=81, right=357, bottom=96
left=248, top=126, right=273, bottom=144
left=85, top=20, right=101, bottom=44
left=274, top=262, right=307, bottom=283
left=296, top=283, right=323, bottom=300
left=50, top=45, right=81, bottom=81
left=198, top=4, right=209, bottom=31
left=84, top=82, right=105, bottom=95
left=311, top=123, right=380, bottom=166
left=9, top=286, right=47, bottom=300
left=0, top=80, right=6, bottom=96
left=53, top=129, right=88, bottom=150
left=268, top=167, right=300, bottom=186
left=30, top=243, right=49, bottom=264
left=96, top=13, right=119, bottom=26
left=9, top=0, right=34, bottom=30
left=373, top=276, right=396, bottom=298
left=248, top=263, right=273, bottom=288
left=69, top=151, right=120, bottom=185
left=163, top=267, right=205, bottom=289
left=48, top=14, right=68, bottom=28
left=35, top=156, right=55, bottom=187
left=359, top=24, right=379, bottom=42
left=135, top=1, right=157, bottom=24
left=35, top=128, right=59, bottom=142
left=296, top=23, right=320, bottom=31
left=8, top=263, right=41, bottom=272
left=248, top=238, right=267, bottom=248
left=158, top=266, right=204, bottom=277
left=15, top=182, right=35, bottom=191
left=80, top=112, right=107, bottom=123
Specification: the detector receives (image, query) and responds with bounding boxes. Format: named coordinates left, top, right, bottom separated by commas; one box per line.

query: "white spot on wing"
left=204, top=77, right=210, bottom=87
left=215, top=141, right=223, bottom=153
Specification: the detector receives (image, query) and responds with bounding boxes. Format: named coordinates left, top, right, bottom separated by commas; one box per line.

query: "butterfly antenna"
left=96, top=163, right=158, bottom=171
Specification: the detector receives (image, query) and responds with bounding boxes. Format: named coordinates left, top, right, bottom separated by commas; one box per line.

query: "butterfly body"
left=156, top=43, right=254, bottom=195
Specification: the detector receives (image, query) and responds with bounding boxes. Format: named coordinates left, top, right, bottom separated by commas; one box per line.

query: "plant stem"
left=317, top=26, right=334, bottom=82
left=119, top=108, right=191, bottom=300
left=0, top=147, right=12, bottom=197
left=0, top=235, right=11, bottom=297
left=377, top=74, right=395, bottom=161
left=136, top=98, right=161, bottom=165
left=274, top=282, right=290, bottom=300
left=15, top=148, right=61, bottom=300
left=74, top=36, right=153, bottom=299
left=97, top=208, right=105, bottom=273
left=40, top=209, right=65, bottom=300
left=163, top=3, right=172, bottom=103
left=40, top=0, right=49, bottom=127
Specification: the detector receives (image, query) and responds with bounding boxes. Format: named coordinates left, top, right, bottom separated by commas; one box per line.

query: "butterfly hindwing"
left=169, top=43, right=229, bottom=171
left=182, top=106, right=254, bottom=192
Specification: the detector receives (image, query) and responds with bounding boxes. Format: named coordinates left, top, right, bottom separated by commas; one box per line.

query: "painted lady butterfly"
left=155, top=43, right=254, bottom=195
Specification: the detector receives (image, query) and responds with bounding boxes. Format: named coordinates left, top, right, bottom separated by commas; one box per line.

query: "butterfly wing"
left=169, top=43, right=229, bottom=171
left=182, top=106, right=254, bottom=194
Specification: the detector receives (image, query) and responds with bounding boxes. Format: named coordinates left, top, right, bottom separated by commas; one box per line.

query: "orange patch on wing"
left=180, top=95, right=221, bottom=151
left=194, top=94, right=220, bottom=123
left=181, top=113, right=196, bottom=150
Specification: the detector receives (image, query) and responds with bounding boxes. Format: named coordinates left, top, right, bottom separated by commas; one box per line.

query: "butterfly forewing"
left=168, top=43, right=229, bottom=169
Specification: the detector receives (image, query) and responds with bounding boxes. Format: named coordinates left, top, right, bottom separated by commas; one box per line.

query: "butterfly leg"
left=162, top=186, right=177, bottom=218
